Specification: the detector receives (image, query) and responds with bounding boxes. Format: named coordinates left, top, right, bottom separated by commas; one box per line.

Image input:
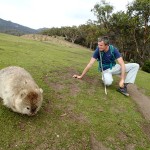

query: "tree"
left=91, top=0, right=113, bottom=32
left=127, top=0, right=150, bottom=64
left=61, top=26, right=80, bottom=43
left=79, top=23, right=101, bottom=49
left=109, top=12, right=132, bottom=58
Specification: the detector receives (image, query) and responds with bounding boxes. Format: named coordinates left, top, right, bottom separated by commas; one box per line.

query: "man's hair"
left=98, top=36, right=110, bottom=45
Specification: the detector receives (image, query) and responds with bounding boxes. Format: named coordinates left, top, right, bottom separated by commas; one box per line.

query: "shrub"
left=142, top=60, right=150, bottom=73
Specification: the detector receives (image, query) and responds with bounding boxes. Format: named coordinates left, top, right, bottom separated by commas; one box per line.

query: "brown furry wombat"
left=0, top=66, right=43, bottom=116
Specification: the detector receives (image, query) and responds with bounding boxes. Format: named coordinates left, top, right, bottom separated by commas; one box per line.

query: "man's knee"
left=103, top=73, right=113, bottom=86
left=132, top=63, right=139, bottom=70
left=104, top=79, right=113, bottom=86
left=135, top=63, right=140, bottom=70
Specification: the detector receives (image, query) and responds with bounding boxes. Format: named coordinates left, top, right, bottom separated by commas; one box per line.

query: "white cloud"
left=27, top=0, right=97, bottom=28
left=0, top=0, right=133, bottom=29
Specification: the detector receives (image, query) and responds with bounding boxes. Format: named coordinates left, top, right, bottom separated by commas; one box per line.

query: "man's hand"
left=119, top=79, right=124, bottom=88
left=73, top=75, right=82, bottom=79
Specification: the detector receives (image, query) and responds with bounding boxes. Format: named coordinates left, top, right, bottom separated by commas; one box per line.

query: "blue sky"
left=0, top=0, right=133, bottom=29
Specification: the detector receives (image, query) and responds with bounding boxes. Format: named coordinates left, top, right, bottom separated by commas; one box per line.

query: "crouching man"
left=73, top=36, right=139, bottom=96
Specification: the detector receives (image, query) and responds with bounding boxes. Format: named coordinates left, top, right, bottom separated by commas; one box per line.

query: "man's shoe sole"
left=116, top=89, right=130, bottom=97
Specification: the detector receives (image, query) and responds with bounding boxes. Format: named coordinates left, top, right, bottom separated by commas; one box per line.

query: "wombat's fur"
left=0, top=66, right=43, bottom=116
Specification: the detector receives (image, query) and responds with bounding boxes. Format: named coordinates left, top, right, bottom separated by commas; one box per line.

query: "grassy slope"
left=0, top=33, right=150, bottom=150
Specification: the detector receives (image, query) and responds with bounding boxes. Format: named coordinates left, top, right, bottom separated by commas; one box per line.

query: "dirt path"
left=128, top=84, right=150, bottom=120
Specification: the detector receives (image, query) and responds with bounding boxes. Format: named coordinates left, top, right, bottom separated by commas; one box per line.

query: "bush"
left=142, top=60, right=150, bottom=73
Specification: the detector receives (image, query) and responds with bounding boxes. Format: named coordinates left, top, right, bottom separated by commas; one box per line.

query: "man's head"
left=98, top=36, right=110, bottom=51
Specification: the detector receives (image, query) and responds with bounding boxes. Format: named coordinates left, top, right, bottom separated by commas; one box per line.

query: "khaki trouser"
left=102, top=63, right=139, bottom=86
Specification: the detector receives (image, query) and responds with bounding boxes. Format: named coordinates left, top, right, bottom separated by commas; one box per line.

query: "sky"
left=0, top=0, right=133, bottom=29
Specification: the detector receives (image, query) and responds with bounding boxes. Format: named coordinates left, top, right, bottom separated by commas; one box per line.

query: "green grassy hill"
left=0, top=33, right=150, bottom=150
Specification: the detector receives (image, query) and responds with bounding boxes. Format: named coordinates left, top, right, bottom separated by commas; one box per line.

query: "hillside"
left=0, top=18, right=37, bottom=35
left=0, top=33, right=150, bottom=150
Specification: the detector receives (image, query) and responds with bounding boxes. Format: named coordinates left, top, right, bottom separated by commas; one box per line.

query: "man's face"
left=98, top=41, right=107, bottom=51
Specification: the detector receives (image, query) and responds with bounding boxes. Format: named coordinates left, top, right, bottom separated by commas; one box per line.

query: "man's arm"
left=117, top=57, right=126, bottom=87
left=73, top=57, right=96, bottom=79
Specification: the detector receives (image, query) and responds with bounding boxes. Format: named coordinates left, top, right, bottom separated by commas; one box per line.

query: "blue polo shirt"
left=93, top=45, right=121, bottom=70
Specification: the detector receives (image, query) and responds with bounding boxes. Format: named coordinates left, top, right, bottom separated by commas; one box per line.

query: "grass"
left=0, top=33, right=150, bottom=150
left=136, top=70, right=150, bottom=97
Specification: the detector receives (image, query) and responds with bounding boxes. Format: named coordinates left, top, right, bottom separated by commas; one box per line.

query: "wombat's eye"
left=26, top=107, right=30, bottom=110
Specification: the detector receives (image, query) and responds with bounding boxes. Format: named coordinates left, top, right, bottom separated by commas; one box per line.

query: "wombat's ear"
left=20, top=89, right=27, bottom=98
left=39, top=88, right=43, bottom=93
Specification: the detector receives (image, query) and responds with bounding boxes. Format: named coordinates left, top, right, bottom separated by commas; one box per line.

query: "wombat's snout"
left=30, top=106, right=38, bottom=115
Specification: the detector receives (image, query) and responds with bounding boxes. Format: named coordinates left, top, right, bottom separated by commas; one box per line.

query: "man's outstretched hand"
left=73, top=75, right=82, bottom=79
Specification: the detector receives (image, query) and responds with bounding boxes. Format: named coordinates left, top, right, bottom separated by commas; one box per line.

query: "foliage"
left=127, top=0, right=150, bottom=64
left=91, top=0, right=113, bottom=31
left=109, top=12, right=132, bottom=52
left=142, top=60, right=150, bottom=73
left=78, top=24, right=101, bottom=49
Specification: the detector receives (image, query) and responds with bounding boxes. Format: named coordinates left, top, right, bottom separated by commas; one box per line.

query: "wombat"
left=0, top=66, right=43, bottom=116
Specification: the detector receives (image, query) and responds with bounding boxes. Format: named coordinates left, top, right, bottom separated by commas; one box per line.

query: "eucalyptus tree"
left=41, top=27, right=62, bottom=36
left=127, top=0, right=150, bottom=63
left=91, top=0, right=114, bottom=33
left=78, top=22, right=101, bottom=49
left=61, top=26, right=81, bottom=43
left=109, top=11, right=138, bottom=61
